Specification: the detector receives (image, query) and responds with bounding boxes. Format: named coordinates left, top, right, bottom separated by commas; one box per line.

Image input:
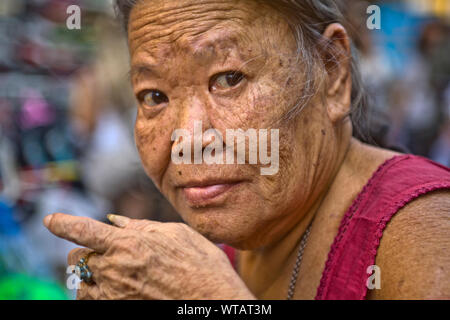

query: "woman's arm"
left=366, top=190, right=450, bottom=299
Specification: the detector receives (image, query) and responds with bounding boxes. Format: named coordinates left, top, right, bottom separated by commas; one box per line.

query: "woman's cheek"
left=134, top=116, right=172, bottom=187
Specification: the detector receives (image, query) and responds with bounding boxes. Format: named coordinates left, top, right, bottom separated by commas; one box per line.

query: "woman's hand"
left=43, top=213, right=255, bottom=300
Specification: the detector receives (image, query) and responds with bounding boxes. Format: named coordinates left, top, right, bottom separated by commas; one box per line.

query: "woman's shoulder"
left=360, top=143, right=450, bottom=299
left=329, top=142, right=450, bottom=299
left=367, top=188, right=450, bottom=299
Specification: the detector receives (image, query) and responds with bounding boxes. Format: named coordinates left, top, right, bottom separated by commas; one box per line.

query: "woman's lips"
left=181, top=182, right=239, bottom=205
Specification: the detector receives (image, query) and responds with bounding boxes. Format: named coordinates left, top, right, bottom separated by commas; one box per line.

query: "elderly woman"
left=44, top=0, right=450, bottom=299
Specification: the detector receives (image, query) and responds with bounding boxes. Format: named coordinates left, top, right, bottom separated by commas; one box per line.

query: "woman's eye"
left=211, top=71, right=245, bottom=91
left=141, top=90, right=169, bottom=107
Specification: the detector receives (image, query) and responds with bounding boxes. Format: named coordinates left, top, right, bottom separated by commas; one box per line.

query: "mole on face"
left=286, top=77, right=293, bottom=87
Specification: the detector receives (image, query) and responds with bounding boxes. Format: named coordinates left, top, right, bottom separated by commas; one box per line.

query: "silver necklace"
left=287, top=223, right=312, bottom=300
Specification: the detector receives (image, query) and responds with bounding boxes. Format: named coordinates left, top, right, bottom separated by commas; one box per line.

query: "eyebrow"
left=129, top=32, right=242, bottom=78
left=128, top=31, right=262, bottom=85
left=129, top=64, right=160, bottom=82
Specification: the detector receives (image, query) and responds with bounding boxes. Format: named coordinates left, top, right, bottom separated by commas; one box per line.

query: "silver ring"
left=74, top=254, right=95, bottom=284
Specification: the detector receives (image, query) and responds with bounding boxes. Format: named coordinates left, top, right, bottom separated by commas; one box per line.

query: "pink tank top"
left=223, top=155, right=450, bottom=299
left=315, top=154, right=450, bottom=299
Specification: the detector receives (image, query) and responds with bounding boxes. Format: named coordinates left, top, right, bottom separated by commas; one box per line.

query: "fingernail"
left=107, top=214, right=128, bottom=228
left=43, top=214, right=53, bottom=228
left=106, top=214, right=115, bottom=224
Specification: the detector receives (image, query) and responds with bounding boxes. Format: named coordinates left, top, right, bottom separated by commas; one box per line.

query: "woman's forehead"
left=129, top=30, right=254, bottom=74
left=127, top=0, right=275, bottom=56
left=129, top=0, right=257, bottom=29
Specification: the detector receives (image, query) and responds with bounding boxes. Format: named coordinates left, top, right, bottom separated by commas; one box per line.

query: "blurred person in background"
left=345, top=0, right=393, bottom=148
left=426, top=20, right=450, bottom=167
left=430, top=85, right=450, bottom=167
left=401, top=20, right=450, bottom=157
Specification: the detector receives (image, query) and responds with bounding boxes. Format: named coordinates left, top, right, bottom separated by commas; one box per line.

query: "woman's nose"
left=171, top=95, right=215, bottom=158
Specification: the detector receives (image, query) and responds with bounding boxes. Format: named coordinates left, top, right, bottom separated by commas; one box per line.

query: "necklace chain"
left=286, top=223, right=312, bottom=300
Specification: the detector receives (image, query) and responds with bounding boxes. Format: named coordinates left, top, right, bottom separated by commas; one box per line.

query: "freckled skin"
left=130, top=0, right=339, bottom=249
left=45, top=0, right=449, bottom=300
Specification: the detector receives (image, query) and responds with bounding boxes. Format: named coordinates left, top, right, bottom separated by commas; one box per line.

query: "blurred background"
left=0, top=0, right=449, bottom=299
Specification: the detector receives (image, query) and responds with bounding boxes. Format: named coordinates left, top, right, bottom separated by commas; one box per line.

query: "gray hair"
left=114, top=0, right=370, bottom=142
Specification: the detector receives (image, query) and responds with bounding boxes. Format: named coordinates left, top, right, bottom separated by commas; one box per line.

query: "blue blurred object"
left=0, top=198, right=50, bottom=276
left=0, top=198, right=69, bottom=299
left=0, top=199, right=21, bottom=274
left=374, top=2, right=433, bottom=75
left=0, top=199, right=20, bottom=236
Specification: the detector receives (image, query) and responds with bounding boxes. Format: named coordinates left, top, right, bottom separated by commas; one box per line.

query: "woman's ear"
left=321, top=23, right=352, bottom=123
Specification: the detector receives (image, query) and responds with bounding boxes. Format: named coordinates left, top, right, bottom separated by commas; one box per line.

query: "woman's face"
left=129, top=0, right=341, bottom=249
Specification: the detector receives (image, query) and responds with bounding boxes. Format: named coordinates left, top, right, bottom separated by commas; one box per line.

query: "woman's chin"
left=179, top=209, right=265, bottom=248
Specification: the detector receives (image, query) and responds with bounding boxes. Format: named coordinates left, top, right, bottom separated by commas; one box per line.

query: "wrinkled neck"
left=237, top=135, right=354, bottom=298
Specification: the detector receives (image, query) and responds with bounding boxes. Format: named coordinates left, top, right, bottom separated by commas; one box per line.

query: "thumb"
left=107, top=214, right=130, bottom=228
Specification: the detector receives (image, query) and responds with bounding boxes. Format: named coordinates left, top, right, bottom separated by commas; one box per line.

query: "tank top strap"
left=315, top=154, right=450, bottom=299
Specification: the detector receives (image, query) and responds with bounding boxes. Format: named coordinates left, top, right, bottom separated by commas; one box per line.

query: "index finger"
left=44, top=213, right=118, bottom=253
